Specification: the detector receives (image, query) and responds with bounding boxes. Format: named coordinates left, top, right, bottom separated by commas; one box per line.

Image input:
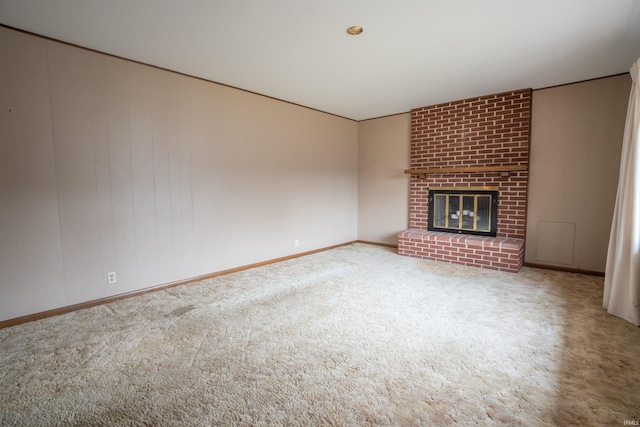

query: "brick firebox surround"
left=398, top=88, right=532, bottom=272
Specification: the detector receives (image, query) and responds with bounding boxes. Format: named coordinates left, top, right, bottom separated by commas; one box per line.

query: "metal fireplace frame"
left=427, top=187, right=499, bottom=237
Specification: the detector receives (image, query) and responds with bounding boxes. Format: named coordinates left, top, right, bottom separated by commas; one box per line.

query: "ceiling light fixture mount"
left=346, top=26, right=363, bottom=35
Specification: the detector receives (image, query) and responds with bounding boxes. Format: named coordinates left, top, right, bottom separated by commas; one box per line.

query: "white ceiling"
left=1, top=1, right=639, bottom=121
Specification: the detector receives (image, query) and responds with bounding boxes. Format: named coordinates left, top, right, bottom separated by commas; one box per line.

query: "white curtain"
left=603, top=58, right=640, bottom=326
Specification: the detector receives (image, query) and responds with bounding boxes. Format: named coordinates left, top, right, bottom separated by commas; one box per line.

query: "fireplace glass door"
left=429, top=189, right=498, bottom=236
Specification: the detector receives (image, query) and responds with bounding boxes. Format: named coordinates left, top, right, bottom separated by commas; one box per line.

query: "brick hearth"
left=398, top=230, right=525, bottom=273
left=398, top=89, right=531, bottom=272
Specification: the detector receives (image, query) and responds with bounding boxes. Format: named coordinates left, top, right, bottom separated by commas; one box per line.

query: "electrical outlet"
left=294, top=239, right=299, bottom=247
left=107, top=271, right=117, bottom=284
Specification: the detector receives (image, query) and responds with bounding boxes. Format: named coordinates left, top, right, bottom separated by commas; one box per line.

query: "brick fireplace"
left=398, top=89, right=531, bottom=272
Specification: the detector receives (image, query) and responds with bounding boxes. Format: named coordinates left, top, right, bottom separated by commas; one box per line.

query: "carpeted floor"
left=1, top=243, right=639, bottom=426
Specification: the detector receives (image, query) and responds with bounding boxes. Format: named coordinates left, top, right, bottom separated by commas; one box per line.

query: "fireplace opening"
left=428, top=188, right=498, bottom=237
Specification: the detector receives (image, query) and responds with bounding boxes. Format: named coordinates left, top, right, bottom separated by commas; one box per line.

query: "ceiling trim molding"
left=532, top=72, right=630, bottom=92
left=0, top=23, right=356, bottom=123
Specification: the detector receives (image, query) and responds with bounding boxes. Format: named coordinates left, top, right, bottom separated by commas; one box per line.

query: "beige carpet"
left=1, top=243, right=639, bottom=426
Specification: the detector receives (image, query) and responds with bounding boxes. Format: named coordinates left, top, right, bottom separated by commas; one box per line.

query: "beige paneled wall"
left=526, top=74, right=630, bottom=272
left=0, top=27, right=357, bottom=321
left=357, top=114, right=410, bottom=245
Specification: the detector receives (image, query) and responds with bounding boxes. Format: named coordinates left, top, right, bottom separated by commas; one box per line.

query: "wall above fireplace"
left=408, top=88, right=531, bottom=240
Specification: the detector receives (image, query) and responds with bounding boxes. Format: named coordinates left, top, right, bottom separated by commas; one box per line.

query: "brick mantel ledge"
left=398, top=229, right=525, bottom=272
